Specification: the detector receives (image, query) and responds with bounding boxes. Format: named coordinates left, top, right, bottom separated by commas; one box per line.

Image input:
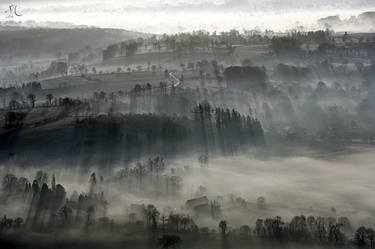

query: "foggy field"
left=186, top=148, right=375, bottom=227
left=38, top=71, right=205, bottom=99
left=1, top=146, right=374, bottom=228
left=1, top=1, right=375, bottom=247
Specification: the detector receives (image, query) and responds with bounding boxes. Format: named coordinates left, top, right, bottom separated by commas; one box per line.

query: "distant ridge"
left=0, top=24, right=149, bottom=56
left=0, top=20, right=95, bottom=31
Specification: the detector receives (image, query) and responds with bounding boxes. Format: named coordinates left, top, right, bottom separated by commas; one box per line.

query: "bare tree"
left=219, top=220, right=227, bottom=237
left=27, top=93, right=36, bottom=108
left=368, top=228, right=375, bottom=249
left=46, top=94, right=53, bottom=106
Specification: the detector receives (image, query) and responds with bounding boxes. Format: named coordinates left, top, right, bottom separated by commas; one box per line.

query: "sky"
left=1, top=0, right=374, bottom=33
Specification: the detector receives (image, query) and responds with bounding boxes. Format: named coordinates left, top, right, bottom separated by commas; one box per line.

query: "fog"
left=1, top=1, right=374, bottom=33
left=2, top=147, right=375, bottom=229
left=1, top=1, right=375, bottom=247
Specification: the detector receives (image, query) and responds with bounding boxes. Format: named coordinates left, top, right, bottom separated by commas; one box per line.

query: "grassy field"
left=39, top=70, right=221, bottom=99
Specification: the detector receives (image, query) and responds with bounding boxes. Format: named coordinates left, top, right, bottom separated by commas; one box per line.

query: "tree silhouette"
left=46, top=94, right=53, bottom=106
left=219, top=220, right=227, bottom=237
left=85, top=205, right=95, bottom=231
left=58, top=205, right=72, bottom=228
left=355, top=226, right=368, bottom=246
left=13, top=217, right=23, bottom=228
left=368, top=228, right=375, bottom=248
left=27, top=93, right=36, bottom=108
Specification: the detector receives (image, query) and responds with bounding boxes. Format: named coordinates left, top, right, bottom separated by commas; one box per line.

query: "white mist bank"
left=1, top=146, right=375, bottom=228
left=0, top=1, right=374, bottom=33
left=181, top=148, right=375, bottom=226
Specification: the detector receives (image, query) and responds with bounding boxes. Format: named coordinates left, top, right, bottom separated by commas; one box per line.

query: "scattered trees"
left=0, top=170, right=373, bottom=249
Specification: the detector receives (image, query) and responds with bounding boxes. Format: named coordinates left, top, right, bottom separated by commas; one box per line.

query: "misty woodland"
left=0, top=1, right=375, bottom=249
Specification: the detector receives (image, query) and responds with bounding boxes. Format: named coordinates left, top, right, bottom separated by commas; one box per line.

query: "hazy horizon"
left=1, top=0, right=374, bottom=33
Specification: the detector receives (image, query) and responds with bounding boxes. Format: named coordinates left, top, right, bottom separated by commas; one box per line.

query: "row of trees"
left=102, top=29, right=272, bottom=62
left=2, top=209, right=374, bottom=249
left=215, top=218, right=374, bottom=248
left=6, top=91, right=79, bottom=113
left=114, top=157, right=183, bottom=196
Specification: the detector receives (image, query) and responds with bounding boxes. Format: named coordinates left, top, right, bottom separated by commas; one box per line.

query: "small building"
left=185, top=196, right=210, bottom=216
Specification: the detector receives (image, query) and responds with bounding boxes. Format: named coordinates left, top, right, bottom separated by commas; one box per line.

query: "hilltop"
left=0, top=23, right=148, bottom=57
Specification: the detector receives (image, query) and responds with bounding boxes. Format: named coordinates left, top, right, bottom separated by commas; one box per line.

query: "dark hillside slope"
left=0, top=28, right=146, bottom=56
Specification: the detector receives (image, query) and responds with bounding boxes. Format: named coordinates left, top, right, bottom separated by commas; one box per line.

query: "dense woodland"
left=0, top=101, right=264, bottom=165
